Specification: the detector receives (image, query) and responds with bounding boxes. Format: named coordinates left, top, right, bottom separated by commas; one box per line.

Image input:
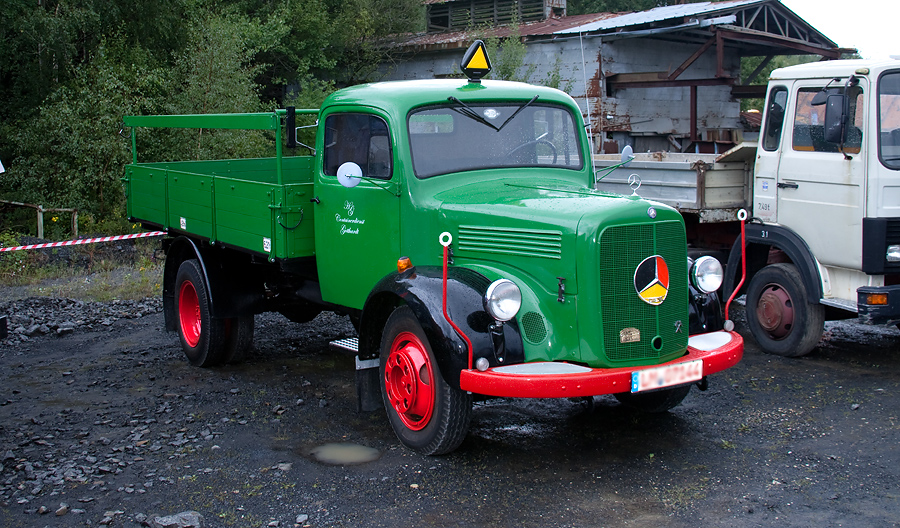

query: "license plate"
left=631, top=359, right=703, bottom=393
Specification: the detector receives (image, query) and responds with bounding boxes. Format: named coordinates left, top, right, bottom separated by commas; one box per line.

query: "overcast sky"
left=780, top=0, right=899, bottom=60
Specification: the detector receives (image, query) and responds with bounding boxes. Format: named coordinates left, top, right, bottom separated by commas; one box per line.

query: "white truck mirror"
left=336, top=162, right=363, bottom=188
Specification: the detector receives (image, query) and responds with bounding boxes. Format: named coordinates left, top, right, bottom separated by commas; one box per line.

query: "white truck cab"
left=741, top=59, right=900, bottom=355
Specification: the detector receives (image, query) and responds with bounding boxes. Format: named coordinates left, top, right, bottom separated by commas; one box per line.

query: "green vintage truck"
left=123, top=42, right=743, bottom=455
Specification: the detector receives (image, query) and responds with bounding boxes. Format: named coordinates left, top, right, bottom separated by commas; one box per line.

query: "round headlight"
left=690, top=256, right=724, bottom=294
left=484, top=279, right=522, bottom=322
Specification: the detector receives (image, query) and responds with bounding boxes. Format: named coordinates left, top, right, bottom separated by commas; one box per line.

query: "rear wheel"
left=745, top=263, right=824, bottom=357
left=222, top=315, right=254, bottom=364
left=175, top=259, right=226, bottom=367
left=614, top=385, right=691, bottom=413
left=380, top=306, right=472, bottom=455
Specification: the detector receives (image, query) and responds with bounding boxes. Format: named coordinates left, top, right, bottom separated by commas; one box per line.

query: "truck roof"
left=770, top=58, right=900, bottom=81
left=323, top=79, right=580, bottom=115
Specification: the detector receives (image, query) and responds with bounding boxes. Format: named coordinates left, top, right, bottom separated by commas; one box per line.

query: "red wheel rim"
left=757, top=283, right=794, bottom=339
left=384, top=331, right=434, bottom=431
left=178, top=280, right=202, bottom=348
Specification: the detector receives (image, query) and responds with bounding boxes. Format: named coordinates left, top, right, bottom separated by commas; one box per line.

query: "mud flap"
left=356, top=356, right=382, bottom=412
left=332, top=337, right=382, bottom=412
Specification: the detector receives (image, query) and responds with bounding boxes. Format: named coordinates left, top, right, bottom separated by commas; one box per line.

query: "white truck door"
left=753, top=85, right=790, bottom=222
left=775, top=79, right=868, bottom=270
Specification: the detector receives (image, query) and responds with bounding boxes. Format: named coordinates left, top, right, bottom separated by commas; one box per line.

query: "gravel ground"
left=1, top=278, right=899, bottom=528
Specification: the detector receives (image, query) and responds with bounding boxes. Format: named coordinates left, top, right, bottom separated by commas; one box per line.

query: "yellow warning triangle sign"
left=460, top=40, right=492, bottom=82
left=466, top=46, right=489, bottom=70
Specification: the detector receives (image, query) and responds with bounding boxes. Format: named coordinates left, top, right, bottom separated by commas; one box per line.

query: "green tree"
left=567, top=0, right=662, bottom=16
left=6, top=40, right=168, bottom=222
left=739, top=54, right=817, bottom=111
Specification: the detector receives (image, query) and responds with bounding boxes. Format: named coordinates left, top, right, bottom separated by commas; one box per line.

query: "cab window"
left=792, top=86, right=864, bottom=154
left=762, top=86, right=788, bottom=152
left=878, top=71, right=900, bottom=169
left=323, top=114, right=392, bottom=179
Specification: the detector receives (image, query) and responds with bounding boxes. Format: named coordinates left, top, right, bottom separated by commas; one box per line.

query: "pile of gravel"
left=0, top=297, right=162, bottom=347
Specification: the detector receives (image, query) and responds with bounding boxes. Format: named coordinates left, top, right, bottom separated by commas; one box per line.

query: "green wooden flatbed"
left=123, top=111, right=317, bottom=260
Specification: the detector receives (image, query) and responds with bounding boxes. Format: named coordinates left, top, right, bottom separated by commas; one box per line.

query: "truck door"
left=775, top=80, right=868, bottom=270
left=314, top=110, right=401, bottom=310
left=753, top=85, right=789, bottom=223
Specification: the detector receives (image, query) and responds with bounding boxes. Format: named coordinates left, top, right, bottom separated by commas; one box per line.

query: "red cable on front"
left=725, top=209, right=749, bottom=321
left=440, top=232, right=474, bottom=370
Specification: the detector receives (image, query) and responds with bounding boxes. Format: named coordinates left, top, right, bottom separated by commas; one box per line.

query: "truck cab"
left=736, top=60, right=900, bottom=355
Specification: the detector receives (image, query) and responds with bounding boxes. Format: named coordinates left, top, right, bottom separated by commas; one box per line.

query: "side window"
left=792, top=86, right=864, bottom=153
left=762, top=86, right=788, bottom=151
left=878, top=71, right=900, bottom=170
left=323, top=113, right=392, bottom=180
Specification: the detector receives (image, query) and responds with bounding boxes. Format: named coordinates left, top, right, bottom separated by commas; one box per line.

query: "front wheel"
left=174, top=259, right=226, bottom=367
left=380, top=306, right=472, bottom=455
left=745, top=263, right=824, bottom=357
left=614, top=385, right=691, bottom=413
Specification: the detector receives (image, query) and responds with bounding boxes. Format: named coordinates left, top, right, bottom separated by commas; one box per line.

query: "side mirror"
left=823, top=93, right=846, bottom=144
left=621, top=144, right=635, bottom=166
left=336, top=162, right=363, bottom=188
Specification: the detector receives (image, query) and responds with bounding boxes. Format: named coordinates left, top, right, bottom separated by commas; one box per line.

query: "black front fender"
left=359, top=266, right=524, bottom=389
left=688, top=285, right=723, bottom=334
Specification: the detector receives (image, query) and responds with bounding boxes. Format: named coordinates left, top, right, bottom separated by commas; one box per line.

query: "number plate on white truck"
left=631, top=359, right=703, bottom=393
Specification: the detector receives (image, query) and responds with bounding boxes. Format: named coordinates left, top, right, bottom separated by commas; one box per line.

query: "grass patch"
left=0, top=234, right=163, bottom=301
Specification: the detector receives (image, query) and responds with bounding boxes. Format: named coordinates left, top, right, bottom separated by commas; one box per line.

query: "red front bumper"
left=459, top=330, right=743, bottom=398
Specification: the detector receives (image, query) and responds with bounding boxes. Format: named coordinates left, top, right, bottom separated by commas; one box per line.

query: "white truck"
left=597, top=58, right=900, bottom=357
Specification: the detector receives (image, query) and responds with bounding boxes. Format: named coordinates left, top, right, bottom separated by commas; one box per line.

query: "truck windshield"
left=408, top=102, right=583, bottom=178
left=879, top=71, right=900, bottom=170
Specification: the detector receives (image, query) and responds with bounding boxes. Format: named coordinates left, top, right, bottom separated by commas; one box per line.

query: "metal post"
left=37, top=206, right=44, bottom=239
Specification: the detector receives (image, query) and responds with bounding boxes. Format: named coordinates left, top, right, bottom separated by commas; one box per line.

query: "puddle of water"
left=308, top=443, right=381, bottom=465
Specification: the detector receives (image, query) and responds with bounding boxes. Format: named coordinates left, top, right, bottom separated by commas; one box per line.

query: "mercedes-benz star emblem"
left=634, top=255, right=669, bottom=306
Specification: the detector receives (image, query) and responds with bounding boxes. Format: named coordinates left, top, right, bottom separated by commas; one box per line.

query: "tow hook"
left=696, top=376, right=709, bottom=391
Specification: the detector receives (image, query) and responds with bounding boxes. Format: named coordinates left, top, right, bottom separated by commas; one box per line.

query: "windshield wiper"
left=447, top=95, right=539, bottom=132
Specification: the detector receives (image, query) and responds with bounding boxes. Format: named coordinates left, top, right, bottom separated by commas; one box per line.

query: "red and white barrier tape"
left=0, top=231, right=166, bottom=253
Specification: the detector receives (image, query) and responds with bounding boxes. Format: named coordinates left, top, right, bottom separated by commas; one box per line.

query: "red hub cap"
left=757, top=284, right=794, bottom=339
left=178, top=281, right=202, bottom=347
left=384, top=331, right=434, bottom=430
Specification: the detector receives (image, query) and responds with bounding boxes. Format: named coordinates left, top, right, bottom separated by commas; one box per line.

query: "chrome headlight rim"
left=690, top=255, right=724, bottom=294
left=484, top=279, right=522, bottom=322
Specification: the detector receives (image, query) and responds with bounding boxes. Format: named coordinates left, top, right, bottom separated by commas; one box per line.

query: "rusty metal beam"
left=716, top=30, right=725, bottom=78
left=731, top=85, right=768, bottom=98
left=608, top=77, right=735, bottom=89
left=744, top=55, right=774, bottom=84
left=690, top=85, right=698, bottom=142
left=715, top=26, right=842, bottom=59
left=667, top=36, right=716, bottom=81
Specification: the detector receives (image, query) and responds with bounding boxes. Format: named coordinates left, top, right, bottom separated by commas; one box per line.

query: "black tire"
left=745, top=263, right=824, bottom=357
left=614, top=384, right=691, bottom=413
left=222, top=315, right=254, bottom=364
left=174, top=259, right=226, bottom=367
left=380, top=305, right=472, bottom=455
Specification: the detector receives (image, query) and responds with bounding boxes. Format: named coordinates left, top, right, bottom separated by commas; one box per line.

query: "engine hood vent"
left=457, top=225, right=562, bottom=260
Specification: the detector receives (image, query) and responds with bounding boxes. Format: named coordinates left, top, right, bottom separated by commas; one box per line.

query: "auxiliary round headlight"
left=484, top=279, right=522, bottom=322
left=690, top=256, right=724, bottom=294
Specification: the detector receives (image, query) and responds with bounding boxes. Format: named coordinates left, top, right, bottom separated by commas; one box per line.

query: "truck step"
left=330, top=337, right=359, bottom=353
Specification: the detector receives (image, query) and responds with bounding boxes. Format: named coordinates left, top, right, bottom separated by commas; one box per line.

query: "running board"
left=330, top=337, right=359, bottom=353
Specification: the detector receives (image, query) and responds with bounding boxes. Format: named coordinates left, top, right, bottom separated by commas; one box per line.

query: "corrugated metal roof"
left=553, top=0, right=762, bottom=34
left=394, top=12, right=618, bottom=49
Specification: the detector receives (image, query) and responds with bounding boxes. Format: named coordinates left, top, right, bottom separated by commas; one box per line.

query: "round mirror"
left=336, top=162, right=363, bottom=188
left=621, top=145, right=634, bottom=166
